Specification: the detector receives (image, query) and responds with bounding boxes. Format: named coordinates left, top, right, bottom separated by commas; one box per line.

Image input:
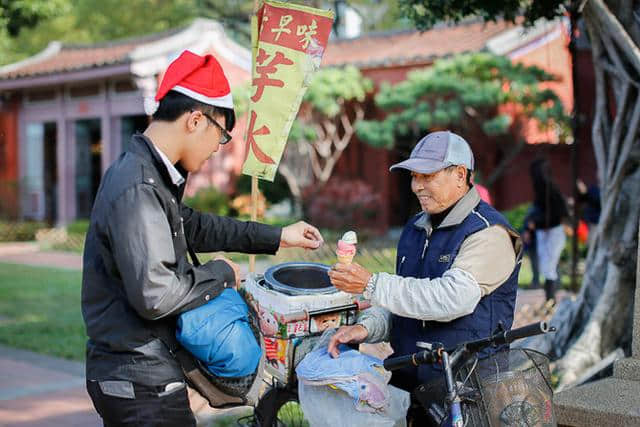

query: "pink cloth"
left=475, top=184, right=492, bottom=205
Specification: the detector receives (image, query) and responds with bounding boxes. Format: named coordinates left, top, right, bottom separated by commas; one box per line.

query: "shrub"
left=501, top=202, right=531, bottom=232
left=235, top=172, right=292, bottom=204
left=230, top=193, right=267, bottom=217
left=67, top=219, right=90, bottom=235
left=183, top=187, right=230, bottom=216
left=306, top=179, right=381, bottom=230
left=0, top=221, right=46, bottom=242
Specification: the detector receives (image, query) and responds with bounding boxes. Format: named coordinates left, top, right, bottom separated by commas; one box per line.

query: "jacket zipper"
left=421, top=228, right=430, bottom=328
left=421, top=238, right=429, bottom=259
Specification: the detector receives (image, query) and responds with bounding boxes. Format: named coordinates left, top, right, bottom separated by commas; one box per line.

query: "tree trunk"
left=521, top=0, right=640, bottom=390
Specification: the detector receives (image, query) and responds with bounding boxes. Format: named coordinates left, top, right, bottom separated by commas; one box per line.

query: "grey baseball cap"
left=389, top=131, right=475, bottom=174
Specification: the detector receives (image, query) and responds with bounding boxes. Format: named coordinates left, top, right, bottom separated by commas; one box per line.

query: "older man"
left=328, top=131, right=522, bottom=398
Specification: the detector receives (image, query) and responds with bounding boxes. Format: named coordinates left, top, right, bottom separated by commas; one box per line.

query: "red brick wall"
left=0, top=100, right=20, bottom=218
left=0, top=101, right=18, bottom=181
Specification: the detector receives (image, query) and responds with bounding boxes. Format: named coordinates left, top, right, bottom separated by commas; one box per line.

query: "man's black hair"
left=152, top=90, right=236, bottom=132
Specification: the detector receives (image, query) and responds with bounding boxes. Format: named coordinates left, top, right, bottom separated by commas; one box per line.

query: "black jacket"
left=81, top=134, right=281, bottom=386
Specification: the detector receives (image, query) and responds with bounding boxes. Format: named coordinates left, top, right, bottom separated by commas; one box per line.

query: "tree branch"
left=610, top=95, right=640, bottom=193
left=485, top=138, right=526, bottom=187
left=584, top=14, right=609, bottom=187
left=606, top=82, right=631, bottom=178
left=587, top=0, right=640, bottom=74
left=599, top=31, right=640, bottom=87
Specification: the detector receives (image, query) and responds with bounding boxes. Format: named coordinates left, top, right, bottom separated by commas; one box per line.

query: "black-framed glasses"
left=195, top=110, right=232, bottom=145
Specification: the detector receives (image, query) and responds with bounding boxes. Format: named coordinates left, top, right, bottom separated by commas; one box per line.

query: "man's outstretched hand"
left=327, top=324, right=368, bottom=358
left=280, top=221, right=324, bottom=250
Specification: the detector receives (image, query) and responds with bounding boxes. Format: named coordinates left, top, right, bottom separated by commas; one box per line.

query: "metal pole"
left=249, top=176, right=258, bottom=273
left=248, top=0, right=262, bottom=274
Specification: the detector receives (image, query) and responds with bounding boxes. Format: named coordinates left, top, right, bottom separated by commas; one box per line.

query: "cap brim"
left=389, top=158, right=447, bottom=174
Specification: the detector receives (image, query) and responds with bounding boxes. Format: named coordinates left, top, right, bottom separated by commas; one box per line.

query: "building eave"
left=0, top=63, right=132, bottom=91
left=0, top=42, right=63, bottom=76
left=486, top=18, right=566, bottom=57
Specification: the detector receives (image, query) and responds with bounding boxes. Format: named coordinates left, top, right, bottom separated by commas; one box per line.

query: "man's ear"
left=457, top=165, right=467, bottom=184
left=184, top=111, right=200, bottom=132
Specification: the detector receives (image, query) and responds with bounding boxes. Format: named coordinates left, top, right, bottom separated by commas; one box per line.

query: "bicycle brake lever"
left=492, top=321, right=506, bottom=335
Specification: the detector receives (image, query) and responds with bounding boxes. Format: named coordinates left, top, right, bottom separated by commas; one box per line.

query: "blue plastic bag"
left=176, top=288, right=261, bottom=377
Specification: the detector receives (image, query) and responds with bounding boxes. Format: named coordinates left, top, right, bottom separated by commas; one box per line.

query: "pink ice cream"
left=336, top=240, right=356, bottom=257
left=336, top=231, right=357, bottom=263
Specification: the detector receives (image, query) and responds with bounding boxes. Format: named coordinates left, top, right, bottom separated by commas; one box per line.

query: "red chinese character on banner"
left=244, top=110, right=275, bottom=165
left=251, top=48, right=294, bottom=103
left=271, top=15, right=293, bottom=41
left=297, top=20, right=317, bottom=49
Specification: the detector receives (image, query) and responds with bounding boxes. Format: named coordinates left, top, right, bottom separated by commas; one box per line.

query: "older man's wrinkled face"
left=411, top=166, right=467, bottom=214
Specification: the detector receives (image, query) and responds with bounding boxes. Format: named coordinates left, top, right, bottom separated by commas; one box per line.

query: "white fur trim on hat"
left=172, top=85, right=234, bottom=109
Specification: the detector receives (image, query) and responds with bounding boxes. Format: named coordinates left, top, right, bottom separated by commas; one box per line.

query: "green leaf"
left=482, top=114, right=513, bottom=136
left=357, top=52, right=569, bottom=151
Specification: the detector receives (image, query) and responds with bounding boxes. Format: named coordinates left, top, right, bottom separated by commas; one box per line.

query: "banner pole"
left=248, top=0, right=261, bottom=274
left=249, top=176, right=258, bottom=273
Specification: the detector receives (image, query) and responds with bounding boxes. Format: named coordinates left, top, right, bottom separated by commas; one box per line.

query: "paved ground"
left=0, top=345, right=253, bottom=427
left=0, top=242, right=83, bottom=270
left=0, top=346, right=100, bottom=427
left=0, top=242, right=568, bottom=426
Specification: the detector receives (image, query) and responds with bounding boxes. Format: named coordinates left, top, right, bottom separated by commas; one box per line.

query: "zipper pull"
left=398, top=256, right=406, bottom=273
left=421, top=239, right=429, bottom=259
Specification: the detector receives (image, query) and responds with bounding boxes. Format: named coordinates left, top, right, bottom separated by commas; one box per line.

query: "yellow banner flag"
left=242, top=0, right=334, bottom=181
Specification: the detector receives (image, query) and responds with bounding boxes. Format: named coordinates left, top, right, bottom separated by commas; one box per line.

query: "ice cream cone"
left=336, top=252, right=355, bottom=264
left=336, top=231, right=357, bottom=264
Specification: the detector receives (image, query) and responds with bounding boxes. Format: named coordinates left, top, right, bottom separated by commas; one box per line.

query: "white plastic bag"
left=297, top=330, right=409, bottom=427
left=298, top=380, right=409, bottom=427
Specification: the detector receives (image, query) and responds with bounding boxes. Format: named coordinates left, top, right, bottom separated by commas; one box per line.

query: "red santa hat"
left=155, top=50, right=233, bottom=109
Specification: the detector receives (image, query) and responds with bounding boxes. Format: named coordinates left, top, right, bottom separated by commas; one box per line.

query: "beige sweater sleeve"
left=451, top=225, right=517, bottom=296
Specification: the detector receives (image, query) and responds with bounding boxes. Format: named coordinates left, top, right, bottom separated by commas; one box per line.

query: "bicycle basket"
left=456, top=348, right=555, bottom=427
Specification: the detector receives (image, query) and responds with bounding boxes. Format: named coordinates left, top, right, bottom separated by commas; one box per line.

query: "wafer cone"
left=337, top=252, right=355, bottom=264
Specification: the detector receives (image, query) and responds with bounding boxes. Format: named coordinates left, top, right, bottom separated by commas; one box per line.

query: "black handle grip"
left=384, top=354, right=413, bottom=371
left=504, top=321, right=551, bottom=343
left=383, top=350, right=438, bottom=371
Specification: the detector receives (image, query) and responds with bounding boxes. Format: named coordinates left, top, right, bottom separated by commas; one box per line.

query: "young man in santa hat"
left=81, top=50, right=324, bottom=426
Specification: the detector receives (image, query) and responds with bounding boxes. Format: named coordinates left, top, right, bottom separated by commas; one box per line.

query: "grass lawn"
left=0, top=251, right=575, bottom=364
left=0, top=262, right=86, bottom=361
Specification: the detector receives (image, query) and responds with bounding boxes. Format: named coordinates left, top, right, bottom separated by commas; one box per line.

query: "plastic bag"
left=176, top=288, right=261, bottom=377
left=296, top=330, right=410, bottom=426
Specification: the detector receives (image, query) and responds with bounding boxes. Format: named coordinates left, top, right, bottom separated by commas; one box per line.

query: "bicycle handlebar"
left=383, top=348, right=440, bottom=371
left=505, top=321, right=553, bottom=343
left=383, top=321, right=554, bottom=371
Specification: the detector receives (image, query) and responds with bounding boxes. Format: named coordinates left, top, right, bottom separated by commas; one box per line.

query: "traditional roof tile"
left=323, top=20, right=517, bottom=68
left=0, top=29, right=183, bottom=80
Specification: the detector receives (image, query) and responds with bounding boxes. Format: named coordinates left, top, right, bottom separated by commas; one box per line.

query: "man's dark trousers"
left=86, top=380, right=196, bottom=427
